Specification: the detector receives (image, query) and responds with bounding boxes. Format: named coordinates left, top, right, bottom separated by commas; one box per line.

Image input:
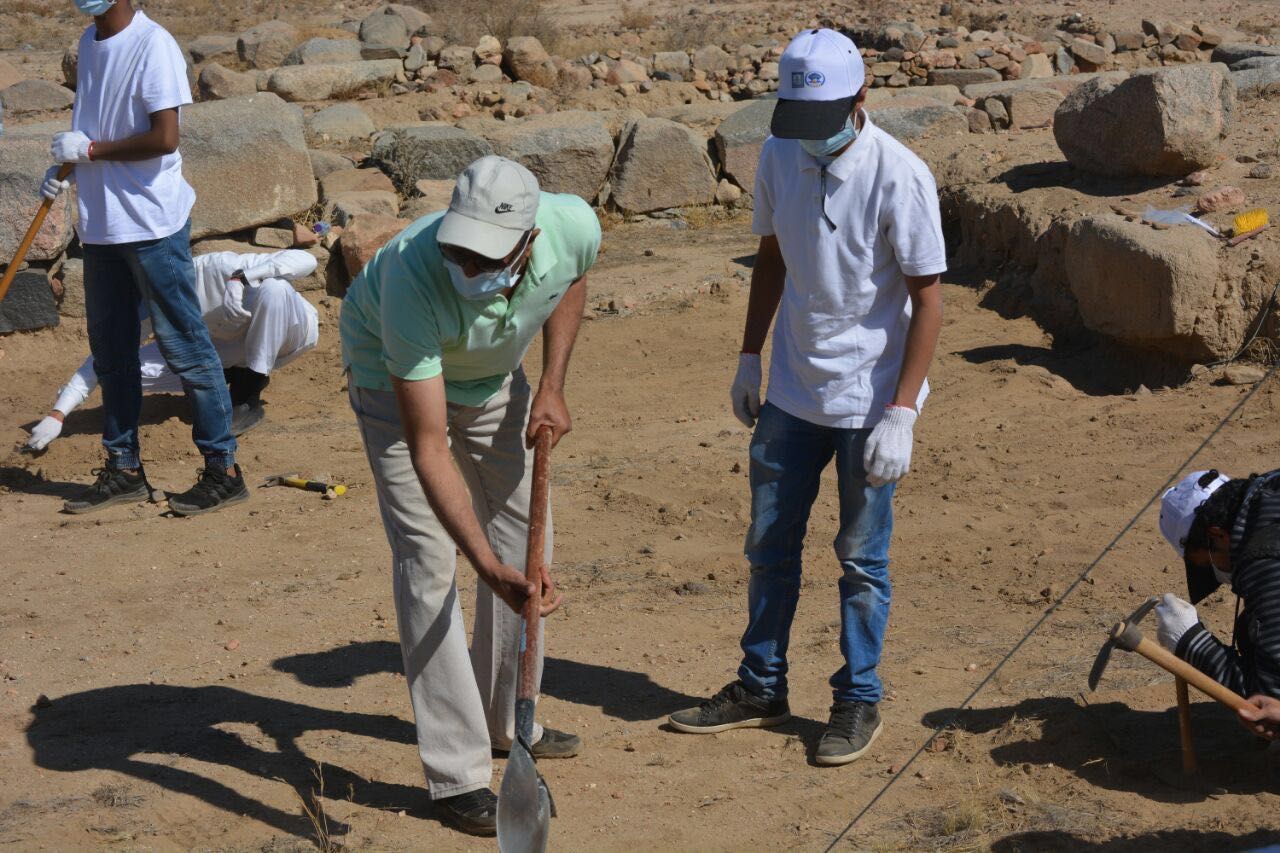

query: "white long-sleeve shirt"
left=53, top=249, right=319, bottom=416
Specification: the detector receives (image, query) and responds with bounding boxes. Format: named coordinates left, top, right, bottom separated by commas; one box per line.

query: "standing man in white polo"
left=340, top=156, right=599, bottom=836
left=669, top=28, right=946, bottom=766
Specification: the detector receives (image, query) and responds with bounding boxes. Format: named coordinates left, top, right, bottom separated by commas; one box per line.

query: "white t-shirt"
left=72, top=11, right=196, bottom=245
left=751, top=113, right=947, bottom=429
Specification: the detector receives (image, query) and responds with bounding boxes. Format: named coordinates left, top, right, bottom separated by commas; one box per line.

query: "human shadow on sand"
left=990, top=827, right=1280, bottom=852
left=26, top=683, right=427, bottom=840
left=0, top=465, right=86, bottom=499
left=272, top=639, right=706, bottom=723
left=924, top=696, right=1279, bottom=804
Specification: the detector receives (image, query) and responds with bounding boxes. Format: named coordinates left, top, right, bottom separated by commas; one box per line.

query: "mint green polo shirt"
left=340, top=192, right=601, bottom=406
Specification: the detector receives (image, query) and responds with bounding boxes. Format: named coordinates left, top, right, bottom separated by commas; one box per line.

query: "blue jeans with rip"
left=82, top=220, right=236, bottom=471
left=738, top=402, right=895, bottom=705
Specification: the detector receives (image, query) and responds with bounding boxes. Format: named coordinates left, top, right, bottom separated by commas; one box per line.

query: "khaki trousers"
left=348, top=370, right=548, bottom=798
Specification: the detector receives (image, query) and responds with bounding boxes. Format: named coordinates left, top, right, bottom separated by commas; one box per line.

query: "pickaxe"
left=1089, top=596, right=1250, bottom=773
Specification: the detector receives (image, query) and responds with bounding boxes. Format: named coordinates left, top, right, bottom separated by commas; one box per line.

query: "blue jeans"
left=738, top=403, right=894, bottom=704
left=82, top=221, right=236, bottom=470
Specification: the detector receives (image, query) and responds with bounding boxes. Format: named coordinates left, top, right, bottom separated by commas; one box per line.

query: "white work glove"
left=51, top=131, right=93, bottom=164
left=40, top=166, right=70, bottom=202
left=26, top=416, right=63, bottom=451
left=221, top=275, right=252, bottom=325
left=1156, top=593, right=1199, bottom=652
left=863, top=405, right=917, bottom=487
left=730, top=353, right=762, bottom=428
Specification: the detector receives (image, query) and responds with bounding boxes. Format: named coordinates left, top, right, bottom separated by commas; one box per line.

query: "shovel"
left=0, top=164, right=73, bottom=303
left=497, top=424, right=555, bottom=853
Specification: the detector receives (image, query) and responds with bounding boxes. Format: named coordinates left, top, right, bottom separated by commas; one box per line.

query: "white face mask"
left=442, top=234, right=529, bottom=301
left=1209, top=549, right=1231, bottom=586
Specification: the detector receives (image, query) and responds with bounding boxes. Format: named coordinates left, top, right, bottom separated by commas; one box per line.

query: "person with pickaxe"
left=1156, top=468, right=1280, bottom=736
left=340, top=156, right=597, bottom=836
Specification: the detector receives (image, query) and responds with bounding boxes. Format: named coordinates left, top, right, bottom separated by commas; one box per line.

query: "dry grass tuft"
left=90, top=783, right=144, bottom=809
left=658, top=7, right=722, bottom=52
left=404, top=0, right=559, bottom=52
left=294, top=764, right=341, bottom=853
left=619, top=2, right=656, bottom=31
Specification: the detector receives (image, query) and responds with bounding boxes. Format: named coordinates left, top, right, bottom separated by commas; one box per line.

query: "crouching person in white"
left=25, top=249, right=319, bottom=452
left=339, top=156, right=598, bottom=837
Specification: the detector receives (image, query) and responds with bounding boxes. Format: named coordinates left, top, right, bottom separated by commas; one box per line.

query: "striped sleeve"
left=1177, top=553, right=1280, bottom=698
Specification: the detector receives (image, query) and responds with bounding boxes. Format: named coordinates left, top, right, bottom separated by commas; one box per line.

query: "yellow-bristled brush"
left=1234, top=208, right=1269, bottom=237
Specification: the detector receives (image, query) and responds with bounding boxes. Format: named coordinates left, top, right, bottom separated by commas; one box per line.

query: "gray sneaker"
left=815, top=701, right=883, bottom=766
left=668, top=681, right=791, bottom=734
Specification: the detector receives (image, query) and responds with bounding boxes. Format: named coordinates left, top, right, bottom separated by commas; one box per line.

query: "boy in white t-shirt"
left=42, top=0, right=247, bottom=517
left=669, top=29, right=946, bottom=767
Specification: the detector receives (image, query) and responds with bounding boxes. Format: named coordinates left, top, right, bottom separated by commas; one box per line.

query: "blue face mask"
left=74, top=0, right=116, bottom=15
left=444, top=259, right=516, bottom=301
left=799, top=117, right=857, bottom=158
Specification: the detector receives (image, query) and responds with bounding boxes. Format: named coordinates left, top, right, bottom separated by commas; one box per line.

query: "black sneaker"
left=168, top=464, right=250, bottom=517
left=63, top=466, right=154, bottom=514
left=230, top=402, right=266, bottom=436
left=815, top=701, right=883, bottom=766
left=436, top=787, right=498, bottom=837
left=668, top=681, right=791, bottom=734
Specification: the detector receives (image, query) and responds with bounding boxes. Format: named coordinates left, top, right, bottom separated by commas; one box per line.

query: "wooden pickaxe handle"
left=0, top=163, right=73, bottom=304
left=1131, top=635, right=1250, bottom=712
left=1175, top=677, right=1197, bottom=773
left=515, top=425, right=553, bottom=738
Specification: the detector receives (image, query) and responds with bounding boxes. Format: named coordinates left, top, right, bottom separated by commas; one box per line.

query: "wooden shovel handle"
left=1133, top=635, right=1251, bottom=712
left=1175, top=677, right=1197, bottom=773
left=517, top=425, right=553, bottom=705
left=0, top=163, right=73, bottom=304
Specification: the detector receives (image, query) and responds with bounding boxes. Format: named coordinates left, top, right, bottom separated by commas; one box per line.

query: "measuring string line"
left=823, top=360, right=1280, bottom=851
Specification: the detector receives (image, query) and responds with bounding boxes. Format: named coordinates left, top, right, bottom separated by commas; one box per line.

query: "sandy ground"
left=1, top=211, right=1278, bottom=852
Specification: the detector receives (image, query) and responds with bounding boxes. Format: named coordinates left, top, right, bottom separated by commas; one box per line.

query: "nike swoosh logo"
left=495, top=202, right=515, bottom=213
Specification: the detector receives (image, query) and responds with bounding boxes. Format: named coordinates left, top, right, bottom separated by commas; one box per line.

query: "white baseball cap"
left=771, top=28, right=866, bottom=140
left=1160, top=470, right=1230, bottom=555
left=438, top=155, right=540, bottom=260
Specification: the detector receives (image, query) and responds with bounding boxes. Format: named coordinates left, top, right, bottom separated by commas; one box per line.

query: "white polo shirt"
left=752, top=112, right=947, bottom=429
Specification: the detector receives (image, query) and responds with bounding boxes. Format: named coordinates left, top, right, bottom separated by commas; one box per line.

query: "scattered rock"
left=237, top=20, right=299, bottom=70
left=182, top=93, right=318, bottom=240
left=607, top=59, right=649, bottom=85
left=198, top=62, right=258, bottom=101
left=872, top=104, right=969, bottom=142
left=0, top=79, right=73, bottom=114
left=341, top=214, right=410, bottom=277
left=224, top=639, right=241, bottom=651
left=326, top=191, right=400, bottom=225
left=480, top=111, right=616, bottom=202
left=188, top=34, right=238, bottom=64
left=928, top=67, right=1001, bottom=87
left=0, top=134, right=76, bottom=260
left=253, top=226, right=295, bottom=249
left=713, top=97, right=773, bottom=195
left=359, top=10, right=409, bottom=48
left=675, top=581, right=708, bottom=596
left=1248, top=163, right=1275, bottom=179
left=1218, top=364, right=1265, bottom=385
left=307, top=103, right=376, bottom=142
left=308, top=149, right=354, bottom=180
left=1054, top=64, right=1235, bottom=178
left=503, top=36, right=558, bottom=88
left=54, top=258, right=84, bottom=319
left=609, top=117, right=717, bottom=215
left=0, top=270, right=57, bottom=334
left=715, top=179, right=742, bottom=205
left=321, top=168, right=398, bottom=201
left=1002, top=86, right=1064, bottom=128
left=1195, top=186, right=1245, bottom=214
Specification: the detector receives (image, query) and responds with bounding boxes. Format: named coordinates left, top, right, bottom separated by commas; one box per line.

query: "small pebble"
left=225, top=639, right=241, bottom=651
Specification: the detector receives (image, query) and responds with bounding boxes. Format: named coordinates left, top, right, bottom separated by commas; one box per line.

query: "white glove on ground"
left=1156, top=593, right=1198, bottom=651
left=40, top=166, right=70, bottom=202
left=730, top=353, right=762, bottom=428
left=51, top=131, right=92, bottom=164
left=26, top=416, right=63, bottom=451
left=221, top=276, right=252, bottom=325
left=863, top=405, right=917, bottom=487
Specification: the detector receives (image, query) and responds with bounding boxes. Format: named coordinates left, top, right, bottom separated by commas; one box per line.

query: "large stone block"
left=1054, top=65, right=1234, bottom=177
left=479, top=111, right=615, bottom=201
left=1000, top=86, right=1064, bottom=128
left=285, top=37, right=363, bottom=66
left=341, top=214, right=410, bottom=278
left=928, top=67, right=1001, bottom=87
left=871, top=104, right=969, bottom=143
left=181, top=93, right=318, bottom=240
left=0, top=79, right=73, bottom=114
left=188, top=34, right=238, bottom=64
left=1211, top=43, right=1280, bottom=68
left=503, top=36, right=557, bottom=88
left=320, top=167, right=397, bottom=201
left=609, top=117, right=716, bottom=214
left=360, top=11, right=409, bottom=48
left=237, top=20, right=299, bottom=69
left=267, top=60, right=404, bottom=102
left=1066, top=216, right=1230, bottom=360
left=713, top=97, right=774, bottom=192
left=307, top=103, right=376, bottom=142
left=198, top=62, right=258, bottom=100
left=0, top=134, right=75, bottom=262
left=370, top=124, right=493, bottom=188
left=0, top=269, right=57, bottom=334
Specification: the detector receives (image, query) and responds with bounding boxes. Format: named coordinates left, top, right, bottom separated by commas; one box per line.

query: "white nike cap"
left=438, top=155, right=540, bottom=260
left=1160, top=470, right=1230, bottom=556
left=771, top=28, right=866, bottom=140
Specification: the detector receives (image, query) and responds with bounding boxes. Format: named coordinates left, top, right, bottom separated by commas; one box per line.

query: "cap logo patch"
left=790, top=71, right=805, bottom=88
left=494, top=202, right=515, bottom=213
left=805, top=71, right=826, bottom=88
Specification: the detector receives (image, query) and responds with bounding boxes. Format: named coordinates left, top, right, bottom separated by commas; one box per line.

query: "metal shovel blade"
left=497, top=740, right=551, bottom=853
